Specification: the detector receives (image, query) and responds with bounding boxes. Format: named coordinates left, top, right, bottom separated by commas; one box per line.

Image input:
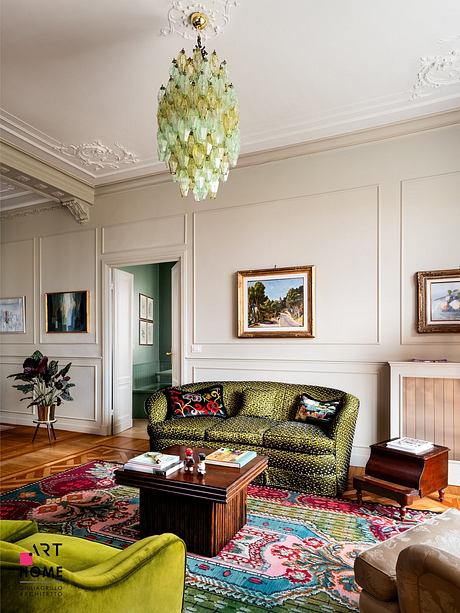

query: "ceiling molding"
left=55, top=140, right=139, bottom=171
left=160, top=0, right=238, bottom=40
left=62, top=198, right=90, bottom=224
left=95, top=108, right=460, bottom=196
left=0, top=201, right=62, bottom=220
left=0, top=140, right=94, bottom=205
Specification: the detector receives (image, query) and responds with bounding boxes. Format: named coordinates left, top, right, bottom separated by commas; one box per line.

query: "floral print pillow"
left=165, top=385, right=228, bottom=418
left=295, top=393, right=342, bottom=425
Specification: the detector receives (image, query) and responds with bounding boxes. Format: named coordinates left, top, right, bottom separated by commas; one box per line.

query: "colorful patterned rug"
left=0, top=461, right=438, bottom=612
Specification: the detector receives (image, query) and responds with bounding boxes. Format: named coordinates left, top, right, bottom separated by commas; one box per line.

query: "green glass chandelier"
left=157, top=12, right=240, bottom=201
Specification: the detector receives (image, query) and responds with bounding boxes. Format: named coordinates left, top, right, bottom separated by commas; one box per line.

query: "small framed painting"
left=417, top=269, right=460, bottom=333
left=45, top=290, right=89, bottom=333
left=0, top=296, right=26, bottom=333
left=139, top=294, right=148, bottom=319
left=237, top=265, right=315, bottom=338
left=146, top=321, right=154, bottom=345
left=139, top=320, right=147, bottom=345
left=147, top=297, right=154, bottom=321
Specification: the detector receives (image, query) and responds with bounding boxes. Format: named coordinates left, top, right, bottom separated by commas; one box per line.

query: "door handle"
left=165, top=352, right=172, bottom=356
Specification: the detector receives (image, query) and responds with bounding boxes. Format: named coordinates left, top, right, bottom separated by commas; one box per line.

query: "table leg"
left=32, top=423, right=40, bottom=443
left=51, top=423, right=57, bottom=440
left=356, top=487, right=363, bottom=505
left=47, top=424, right=53, bottom=444
left=399, top=506, right=406, bottom=521
left=438, top=488, right=445, bottom=502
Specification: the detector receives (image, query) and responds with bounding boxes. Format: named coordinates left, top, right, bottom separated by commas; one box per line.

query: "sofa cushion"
left=263, top=421, right=334, bottom=454
left=354, top=508, right=460, bottom=602
left=206, top=416, right=277, bottom=446
left=164, top=385, right=228, bottom=418
left=294, top=393, right=342, bottom=426
left=238, top=387, right=275, bottom=418
left=150, top=416, right=225, bottom=441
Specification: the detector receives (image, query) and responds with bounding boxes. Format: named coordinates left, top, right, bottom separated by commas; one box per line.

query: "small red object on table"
left=353, top=439, right=449, bottom=520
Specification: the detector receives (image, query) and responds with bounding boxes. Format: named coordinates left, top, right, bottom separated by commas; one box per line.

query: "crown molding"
left=0, top=140, right=94, bottom=205
left=0, top=201, right=61, bottom=220
left=96, top=108, right=460, bottom=196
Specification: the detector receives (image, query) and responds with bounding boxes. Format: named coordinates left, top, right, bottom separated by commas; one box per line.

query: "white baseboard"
left=0, top=413, right=108, bottom=435
left=350, top=445, right=370, bottom=468
left=448, top=460, right=460, bottom=486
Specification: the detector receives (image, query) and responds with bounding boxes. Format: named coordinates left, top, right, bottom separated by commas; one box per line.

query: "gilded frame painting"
left=417, top=269, right=460, bottom=333
left=237, top=266, right=315, bottom=338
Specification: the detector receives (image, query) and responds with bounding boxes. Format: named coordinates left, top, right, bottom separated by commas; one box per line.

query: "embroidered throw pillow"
left=238, top=387, right=275, bottom=418
left=295, top=393, right=342, bottom=425
left=165, top=385, right=228, bottom=419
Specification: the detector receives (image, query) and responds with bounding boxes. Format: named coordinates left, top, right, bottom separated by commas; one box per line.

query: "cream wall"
left=1, top=124, right=459, bottom=464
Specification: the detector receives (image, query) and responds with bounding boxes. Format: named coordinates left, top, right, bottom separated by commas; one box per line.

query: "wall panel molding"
left=101, top=213, right=186, bottom=254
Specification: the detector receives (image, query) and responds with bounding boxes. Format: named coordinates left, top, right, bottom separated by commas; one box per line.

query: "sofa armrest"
left=145, top=389, right=168, bottom=424
left=0, top=520, right=38, bottom=543
left=396, top=544, right=460, bottom=613
left=71, top=533, right=186, bottom=588
left=328, top=393, right=359, bottom=488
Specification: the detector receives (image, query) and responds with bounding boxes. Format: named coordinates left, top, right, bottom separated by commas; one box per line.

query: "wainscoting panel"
left=102, top=214, right=186, bottom=254
left=191, top=360, right=383, bottom=467
left=193, top=186, right=380, bottom=346
left=0, top=239, right=35, bottom=344
left=0, top=359, right=102, bottom=434
left=39, top=229, right=97, bottom=345
left=400, top=171, right=460, bottom=346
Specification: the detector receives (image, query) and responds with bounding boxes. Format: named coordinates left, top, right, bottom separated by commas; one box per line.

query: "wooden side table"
left=353, top=439, right=449, bottom=519
left=32, top=419, right=57, bottom=444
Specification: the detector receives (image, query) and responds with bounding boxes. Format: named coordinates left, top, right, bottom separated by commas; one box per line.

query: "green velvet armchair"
left=0, top=520, right=186, bottom=613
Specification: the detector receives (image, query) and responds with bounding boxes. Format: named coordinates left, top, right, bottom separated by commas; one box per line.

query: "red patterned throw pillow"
left=165, top=385, right=228, bottom=418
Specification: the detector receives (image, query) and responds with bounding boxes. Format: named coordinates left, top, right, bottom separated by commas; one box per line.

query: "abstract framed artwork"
left=45, top=290, right=89, bottom=333
left=0, top=296, right=26, bottom=333
left=237, top=266, right=315, bottom=338
left=417, top=269, right=460, bottom=333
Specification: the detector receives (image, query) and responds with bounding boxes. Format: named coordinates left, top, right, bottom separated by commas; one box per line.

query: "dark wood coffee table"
left=354, top=439, right=449, bottom=519
left=114, top=445, right=268, bottom=556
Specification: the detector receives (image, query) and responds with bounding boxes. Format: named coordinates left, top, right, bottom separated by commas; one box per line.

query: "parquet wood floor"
left=1, top=421, right=459, bottom=510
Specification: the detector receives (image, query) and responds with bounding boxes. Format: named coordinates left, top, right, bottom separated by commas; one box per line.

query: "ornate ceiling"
left=0, top=0, right=459, bottom=189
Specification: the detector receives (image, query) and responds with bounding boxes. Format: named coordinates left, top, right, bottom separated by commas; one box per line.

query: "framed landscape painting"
left=238, top=266, right=315, bottom=338
left=45, top=290, right=89, bottom=333
left=417, top=269, right=460, bottom=333
left=0, top=296, right=25, bottom=333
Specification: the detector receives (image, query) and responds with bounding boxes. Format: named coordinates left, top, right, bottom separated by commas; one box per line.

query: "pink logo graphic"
left=19, top=552, right=33, bottom=566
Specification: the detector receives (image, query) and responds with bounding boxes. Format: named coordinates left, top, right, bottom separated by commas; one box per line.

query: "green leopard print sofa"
left=145, top=381, right=359, bottom=496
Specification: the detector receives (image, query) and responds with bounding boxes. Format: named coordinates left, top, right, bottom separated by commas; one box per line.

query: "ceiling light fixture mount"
left=190, top=12, right=208, bottom=31
left=157, top=9, right=240, bottom=201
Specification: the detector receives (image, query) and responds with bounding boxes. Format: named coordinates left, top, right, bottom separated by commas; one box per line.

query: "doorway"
left=106, top=256, right=183, bottom=435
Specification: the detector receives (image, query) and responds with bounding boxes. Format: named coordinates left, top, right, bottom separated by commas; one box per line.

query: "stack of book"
left=124, top=452, right=183, bottom=476
left=205, top=447, right=257, bottom=468
left=386, top=437, right=434, bottom=454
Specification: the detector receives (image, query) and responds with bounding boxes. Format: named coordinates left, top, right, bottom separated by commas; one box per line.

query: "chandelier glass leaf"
left=157, top=17, right=240, bottom=201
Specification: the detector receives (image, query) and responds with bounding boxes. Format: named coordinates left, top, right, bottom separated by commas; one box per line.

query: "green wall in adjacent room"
left=119, top=262, right=175, bottom=418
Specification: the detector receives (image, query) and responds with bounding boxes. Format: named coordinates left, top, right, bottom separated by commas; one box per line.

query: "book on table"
left=386, top=437, right=434, bottom=454
left=205, top=447, right=257, bottom=468
left=123, top=460, right=184, bottom=476
left=126, top=452, right=181, bottom=469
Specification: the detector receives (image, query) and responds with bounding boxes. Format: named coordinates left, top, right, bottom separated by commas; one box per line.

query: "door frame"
left=101, top=246, right=187, bottom=435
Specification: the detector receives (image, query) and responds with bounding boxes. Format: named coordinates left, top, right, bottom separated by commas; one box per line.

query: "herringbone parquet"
left=1, top=421, right=459, bottom=510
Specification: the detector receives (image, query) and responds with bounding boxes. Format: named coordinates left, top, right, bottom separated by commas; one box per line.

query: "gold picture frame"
left=238, top=266, right=315, bottom=338
left=45, top=290, right=90, bottom=333
left=417, top=269, right=460, bottom=333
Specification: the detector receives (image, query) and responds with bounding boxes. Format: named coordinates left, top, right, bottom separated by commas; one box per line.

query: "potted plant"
left=8, top=350, right=74, bottom=421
